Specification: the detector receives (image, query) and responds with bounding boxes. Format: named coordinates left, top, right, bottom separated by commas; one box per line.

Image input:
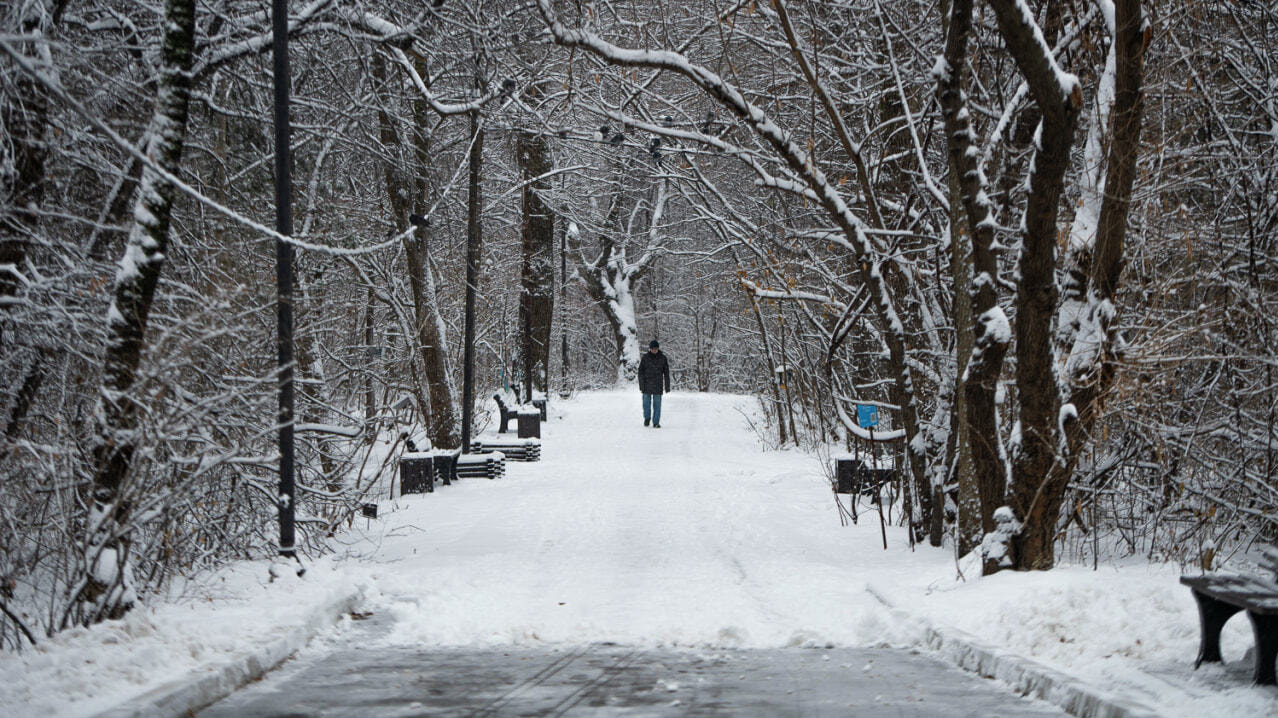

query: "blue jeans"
left=642, top=393, right=662, bottom=424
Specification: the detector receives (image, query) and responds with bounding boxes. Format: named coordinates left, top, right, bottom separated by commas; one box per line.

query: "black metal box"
left=400, top=454, right=434, bottom=494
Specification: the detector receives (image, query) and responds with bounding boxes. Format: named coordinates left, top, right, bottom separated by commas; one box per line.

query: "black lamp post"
left=271, top=0, right=295, bottom=558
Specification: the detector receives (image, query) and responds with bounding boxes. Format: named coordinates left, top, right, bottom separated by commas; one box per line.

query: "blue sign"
left=857, top=404, right=879, bottom=429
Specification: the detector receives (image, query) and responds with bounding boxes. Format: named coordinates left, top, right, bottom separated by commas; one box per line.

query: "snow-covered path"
left=199, top=391, right=1066, bottom=716
left=354, top=390, right=919, bottom=649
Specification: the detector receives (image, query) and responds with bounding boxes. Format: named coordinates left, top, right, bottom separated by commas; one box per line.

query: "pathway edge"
left=865, top=584, right=1161, bottom=718
left=92, top=584, right=366, bottom=718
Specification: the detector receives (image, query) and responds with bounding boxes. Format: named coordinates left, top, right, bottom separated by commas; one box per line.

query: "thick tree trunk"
left=936, top=0, right=1011, bottom=555
left=984, top=0, right=1083, bottom=571
left=0, top=5, right=55, bottom=444
left=82, top=0, right=197, bottom=623
left=409, top=90, right=461, bottom=447
left=403, top=226, right=460, bottom=447
left=946, top=169, right=977, bottom=551
left=517, top=130, right=555, bottom=399
left=571, top=176, right=662, bottom=386
left=373, top=57, right=459, bottom=449
left=461, top=110, right=484, bottom=452
left=1053, top=0, right=1148, bottom=535
left=592, top=271, right=640, bottom=384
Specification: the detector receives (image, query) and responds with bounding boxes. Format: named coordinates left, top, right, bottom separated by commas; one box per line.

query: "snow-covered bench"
left=432, top=448, right=461, bottom=486
left=471, top=436, right=540, bottom=461
left=456, top=452, right=505, bottom=480
left=493, top=394, right=516, bottom=433
left=492, top=394, right=541, bottom=437
left=1180, top=545, right=1278, bottom=684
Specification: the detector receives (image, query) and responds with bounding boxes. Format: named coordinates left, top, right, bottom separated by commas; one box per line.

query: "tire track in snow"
left=468, top=645, right=591, bottom=717
left=543, top=648, right=642, bottom=717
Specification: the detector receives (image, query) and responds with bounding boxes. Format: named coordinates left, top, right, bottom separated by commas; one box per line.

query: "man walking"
left=638, top=339, right=670, bottom=427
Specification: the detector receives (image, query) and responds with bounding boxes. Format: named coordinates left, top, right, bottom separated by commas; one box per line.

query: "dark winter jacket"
left=638, top=350, right=670, bottom=395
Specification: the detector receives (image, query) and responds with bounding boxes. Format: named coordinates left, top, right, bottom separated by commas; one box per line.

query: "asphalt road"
left=199, top=614, right=1065, bottom=718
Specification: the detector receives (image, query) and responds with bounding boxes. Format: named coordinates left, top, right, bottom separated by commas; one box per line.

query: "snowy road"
left=198, top=391, right=1064, bottom=716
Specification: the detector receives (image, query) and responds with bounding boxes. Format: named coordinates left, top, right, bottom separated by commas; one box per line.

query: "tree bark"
left=1052, top=0, right=1148, bottom=543
left=517, top=130, right=555, bottom=399
left=936, top=0, right=1010, bottom=554
left=984, top=0, right=1083, bottom=571
left=82, top=0, right=197, bottom=623
left=409, top=87, right=461, bottom=447
left=373, top=56, right=459, bottom=449
left=460, top=110, right=484, bottom=452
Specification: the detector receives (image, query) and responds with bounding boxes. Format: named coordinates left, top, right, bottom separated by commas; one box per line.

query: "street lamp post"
left=271, top=0, right=295, bottom=558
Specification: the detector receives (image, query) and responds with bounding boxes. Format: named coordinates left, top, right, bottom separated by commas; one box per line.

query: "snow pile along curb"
left=93, top=585, right=365, bottom=718
left=865, top=585, right=1160, bottom=718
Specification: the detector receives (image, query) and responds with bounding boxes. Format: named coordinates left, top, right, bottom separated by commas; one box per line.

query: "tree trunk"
left=984, top=0, right=1083, bottom=571
left=404, top=226, right=460, bottom=448
left=460, top=110, right=484, bottom=452
left=517, top=130, right=555, bottom=400
left=363, top=287, right=377, bottom=425
left=82, top=0, right=197, bottom=623
left=1052, top=0, right=1148, bottom=543
left=374, top=57, right=459, bottom=449
left=409, top=89, right=461, bottom=447
left=936, top=0, right=1012, bottom=555
left=570, top=178, right=664, bottom=385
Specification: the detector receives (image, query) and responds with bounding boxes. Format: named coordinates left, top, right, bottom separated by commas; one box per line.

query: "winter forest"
left=1, top=0, right=1276, bottom=652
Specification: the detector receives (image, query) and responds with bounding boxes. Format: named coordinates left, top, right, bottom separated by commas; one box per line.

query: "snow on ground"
left=0, top=557, right=370, bottom=718
left=897, top=555, right=1277, bottom=717
left=347, top=390, right=928, bottom=650
left=2, top=390, right=1275, bottom=717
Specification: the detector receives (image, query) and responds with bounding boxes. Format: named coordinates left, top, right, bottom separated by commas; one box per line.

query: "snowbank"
left=878, top=555, right=1277, bottom=717
left=0, top=558, right=368, bottom=718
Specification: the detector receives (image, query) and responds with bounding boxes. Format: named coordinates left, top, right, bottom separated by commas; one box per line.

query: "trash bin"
left=517, top=407, right=541, bottom=439
left=400, top=453, right=434, bottom=494
left=834, top=457, right=866, bottom=494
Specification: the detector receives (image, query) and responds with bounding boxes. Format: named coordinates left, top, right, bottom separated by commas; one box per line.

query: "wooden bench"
left=492, top=394, right=516, bottom=433
left=471, top=436, right=540, bottom=462
left=1180, top=545, right=1278, bottom=685
left=431, top=448, right=461, bottom=486
left=456, top=452, right=505, bottom=480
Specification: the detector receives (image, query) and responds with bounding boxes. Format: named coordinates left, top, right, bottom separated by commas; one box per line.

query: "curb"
left=865, top=584, right=1161, bottom=718
left=94, top=585, right=366, bottom=718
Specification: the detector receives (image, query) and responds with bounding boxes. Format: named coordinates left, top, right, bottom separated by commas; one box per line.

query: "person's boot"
left=653, top=422, right=661, bottom=428
left=644, top=418, right=650, bottom=426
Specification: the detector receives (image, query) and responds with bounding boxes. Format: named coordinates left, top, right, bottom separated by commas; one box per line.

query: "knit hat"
left=649, top=340, right=660, bottom=349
